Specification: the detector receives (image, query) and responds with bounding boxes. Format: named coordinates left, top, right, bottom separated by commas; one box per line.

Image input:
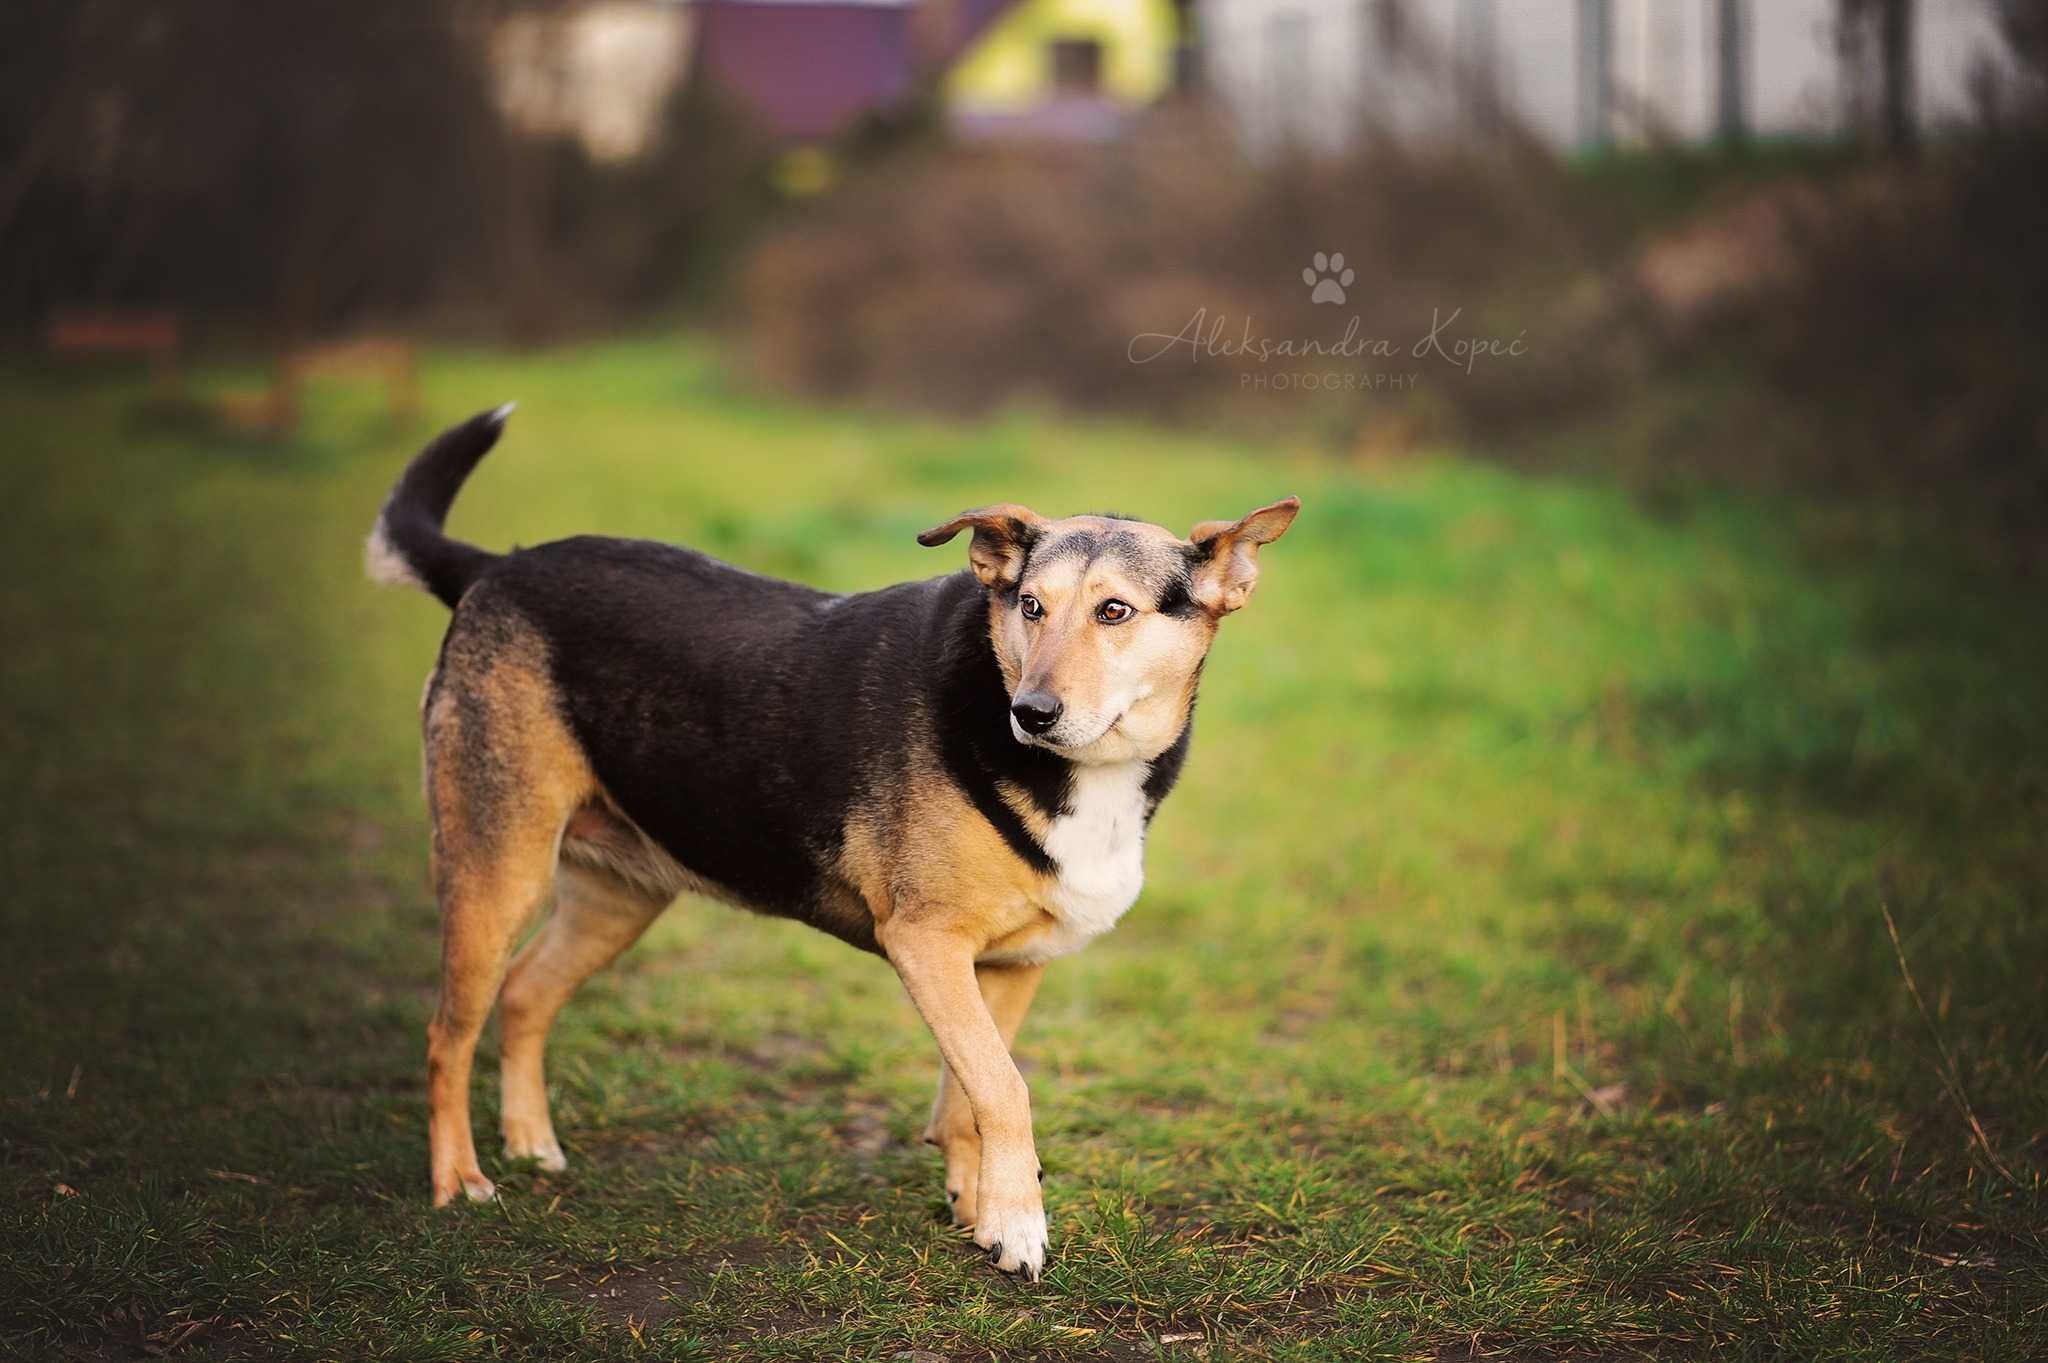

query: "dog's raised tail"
left=365, top=404, right=515, bottom=608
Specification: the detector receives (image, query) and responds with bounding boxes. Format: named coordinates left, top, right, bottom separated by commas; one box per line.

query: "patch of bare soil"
left=544, top=1260, right=696, bottom=1330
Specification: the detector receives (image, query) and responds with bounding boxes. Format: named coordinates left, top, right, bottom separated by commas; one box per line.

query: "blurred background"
left=4, top=0, right=2046, bottom=545
left=5, top=3, right=2048, bottom=1359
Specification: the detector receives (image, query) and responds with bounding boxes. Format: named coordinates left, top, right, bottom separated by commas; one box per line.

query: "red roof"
left=694, top=0, right=1017, bottom=141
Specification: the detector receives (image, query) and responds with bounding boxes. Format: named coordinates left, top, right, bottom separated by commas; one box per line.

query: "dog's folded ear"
left=917, top=504, right=1048, bottom=590
left=1188, top=496, right=1301, bottom=615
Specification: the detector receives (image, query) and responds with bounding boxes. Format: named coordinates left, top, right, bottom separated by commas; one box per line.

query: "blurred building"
left=486, top=0, right=2022, bottom=162
left=491, top=0, right=1192, bottom=158
left=945, top=0, right=1187, bottom=142
left=1198, top=0, right=2023, bottom=153
left=491, top=0, right=992, bottom=153
left=493, top=1, right=699, bottom=161
left=690, top=0, right=977, bottom=140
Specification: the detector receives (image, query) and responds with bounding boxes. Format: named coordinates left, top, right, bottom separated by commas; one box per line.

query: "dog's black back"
left=464, top=536, right=1096, bottom=951
left=371, top=407, right=1196, bottom=954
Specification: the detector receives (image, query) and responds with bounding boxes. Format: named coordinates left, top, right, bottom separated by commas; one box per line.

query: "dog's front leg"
left=925, top=960, right=1044, bottom=1231
left=883, top=922, right=1047, bottom=1279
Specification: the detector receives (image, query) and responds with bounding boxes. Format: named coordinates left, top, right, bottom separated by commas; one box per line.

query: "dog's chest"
left=1026, top=762, right=1149, bottom=960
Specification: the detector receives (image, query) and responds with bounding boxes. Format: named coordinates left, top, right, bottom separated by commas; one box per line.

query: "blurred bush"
left=741, top=109, right=1580, bottom=433
left=1629, top=125, right=2048, bottom=549
left=5, top=0, right=2042, bottom=558
left=509, top=81, right=775, bottom=338
left=0, top=0, right=502, bottom=341
left=0, top=0, right=772, bottom=345
left=741, top=83, right=2048, bottom=560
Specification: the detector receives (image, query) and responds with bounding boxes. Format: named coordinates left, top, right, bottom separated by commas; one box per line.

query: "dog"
left=366, top=406, right=1298, bottom=1279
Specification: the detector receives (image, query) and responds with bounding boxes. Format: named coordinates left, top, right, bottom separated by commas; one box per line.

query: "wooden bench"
left=287, top=337, right=420, bottom=423
left=47, top=314, right=420, bottom=437
left=216, top=336, right=422, bottom=437
left=46, top=311, right=184, bottom=391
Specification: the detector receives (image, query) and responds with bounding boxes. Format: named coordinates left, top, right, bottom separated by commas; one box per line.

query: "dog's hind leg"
left=422, top=624, right=594, bottom=1208
left=923, top=960, right=1044, bottom=1231
left=427, top=820, right=560, bottom=1206
left=499, top=862, right=665, bottom=1170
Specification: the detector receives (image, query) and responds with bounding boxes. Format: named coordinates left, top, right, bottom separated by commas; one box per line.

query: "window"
left=1051, top=38, right=1103, bottom=95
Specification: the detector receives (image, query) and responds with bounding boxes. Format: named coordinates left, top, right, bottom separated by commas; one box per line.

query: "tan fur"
left=412, top=500, right=1298, bottom=1280
left=923, top=961, right=1044, bottom=1230
left=422, top=618, right=608, bottom=1206
left=916, top=504, right=1048, bottom=588
left=499, top=863, right=665, bottom=1172
left=879, top=917, right=1048, bottom=1272
left=559, top=798, right=729, bottom=907
left=986, top=516, right=1227, bottom=766
left=1190, top=498, right=1300, bottom=616
left=835, top=730, right=1051, bottom=942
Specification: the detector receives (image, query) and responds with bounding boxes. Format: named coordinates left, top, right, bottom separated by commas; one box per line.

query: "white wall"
left=1750, top=0, right=1842, bottom=136
left=1491, top=0, right=1584, bottom=147
left=494, top=1, right=697, bottom=163
left=1610, top=0, right=1713, bottom=142
left=1917, top=0, right=2020, bottom=125
left=1199, top=0, right=2026, bottom=155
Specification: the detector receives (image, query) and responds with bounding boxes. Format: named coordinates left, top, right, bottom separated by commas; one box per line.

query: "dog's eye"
left=1020, top=593, right=1043, bottom=621
left=1096, top=599, right=1135, bottom=625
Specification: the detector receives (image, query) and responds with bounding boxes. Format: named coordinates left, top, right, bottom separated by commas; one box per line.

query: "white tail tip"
left=363, top=512, right=423, bottom=590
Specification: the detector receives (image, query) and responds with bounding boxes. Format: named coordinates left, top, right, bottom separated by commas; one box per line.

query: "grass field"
left=3, top=338, right=2045, bottom=1361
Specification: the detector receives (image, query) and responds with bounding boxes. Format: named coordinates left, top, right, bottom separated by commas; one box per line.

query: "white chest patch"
left=1025, top=760, right=1149, bottom=962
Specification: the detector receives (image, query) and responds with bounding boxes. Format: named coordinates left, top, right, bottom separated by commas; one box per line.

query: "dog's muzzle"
left=1009, top=690, right=1063, bottom=737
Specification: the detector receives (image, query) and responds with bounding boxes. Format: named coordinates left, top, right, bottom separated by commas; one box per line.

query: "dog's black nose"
left=1010, top=691, right=1063, bottom=736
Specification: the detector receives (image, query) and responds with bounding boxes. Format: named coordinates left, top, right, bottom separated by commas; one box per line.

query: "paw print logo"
left=1302, top=251, right=1354, bottom=305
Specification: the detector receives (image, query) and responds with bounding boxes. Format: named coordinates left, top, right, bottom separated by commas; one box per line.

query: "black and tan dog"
left=366, top=407, right=1298, bottom=1278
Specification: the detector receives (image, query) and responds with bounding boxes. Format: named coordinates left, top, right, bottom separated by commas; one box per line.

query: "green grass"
left=2, top=337, right=2044, bottom=1361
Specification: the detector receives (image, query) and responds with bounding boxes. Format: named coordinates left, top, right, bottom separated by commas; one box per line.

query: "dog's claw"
left=975, top=1200, right=1048, bottom=1278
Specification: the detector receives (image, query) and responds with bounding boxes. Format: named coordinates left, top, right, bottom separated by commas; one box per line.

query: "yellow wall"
left=945, top=0, right=1178, bottom=111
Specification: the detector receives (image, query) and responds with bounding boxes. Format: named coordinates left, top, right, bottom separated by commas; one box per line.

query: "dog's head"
left=918, top=498, right=1299, bottom=764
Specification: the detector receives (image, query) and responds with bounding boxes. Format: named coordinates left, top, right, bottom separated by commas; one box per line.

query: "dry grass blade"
left=1880, top=903, right=2017, bottom=1184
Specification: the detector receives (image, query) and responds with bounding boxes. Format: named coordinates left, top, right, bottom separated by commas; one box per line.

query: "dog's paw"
left=926, top=1125, right=982, bottom=1228
left=938, top=1146, right=980, bottom=1227
left=946, top=1176, right=978, bottom=1229
left=503, top=1130, right=568, bottom=1174
left=432, top=1169, right=498, bottom=1207
left=973, top=1199, right=1048, bottom=1281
